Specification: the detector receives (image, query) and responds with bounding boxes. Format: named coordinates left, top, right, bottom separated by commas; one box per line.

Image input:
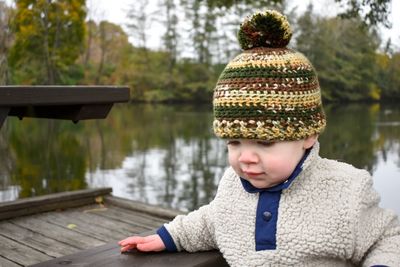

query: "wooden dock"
left=0, top=188, right=228, bottom=267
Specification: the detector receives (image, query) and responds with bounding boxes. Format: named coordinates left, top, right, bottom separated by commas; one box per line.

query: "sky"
left=89, top=0, right=400, bottom=49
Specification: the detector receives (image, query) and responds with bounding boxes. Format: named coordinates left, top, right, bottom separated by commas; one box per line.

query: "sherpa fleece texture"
left=163, top=142, right=400, bottom=267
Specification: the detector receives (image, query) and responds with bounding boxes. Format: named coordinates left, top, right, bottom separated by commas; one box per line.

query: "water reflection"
left=0, top=120, right=86, bottom=199
left=0, top=103, right=399, bottom=215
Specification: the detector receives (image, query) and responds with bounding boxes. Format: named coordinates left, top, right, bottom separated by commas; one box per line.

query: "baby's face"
left=227, top=138, right=315, bottom=189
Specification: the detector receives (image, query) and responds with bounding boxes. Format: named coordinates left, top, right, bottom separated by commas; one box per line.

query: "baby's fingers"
left=120, top=243, right=136, bottom=253
left=136, top=236, right=165, bottom=252
left=118, top=236, right=146, bottom=247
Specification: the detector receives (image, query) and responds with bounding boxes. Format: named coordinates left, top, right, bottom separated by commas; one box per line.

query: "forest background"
left=0, top=0, right=399, bottom=103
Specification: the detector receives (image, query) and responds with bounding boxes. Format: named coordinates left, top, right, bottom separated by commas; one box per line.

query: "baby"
left=119, top=10, right=400, bottom=266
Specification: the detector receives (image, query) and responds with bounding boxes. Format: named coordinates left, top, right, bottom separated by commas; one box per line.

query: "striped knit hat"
left=213, top=10, right=326, bottom=141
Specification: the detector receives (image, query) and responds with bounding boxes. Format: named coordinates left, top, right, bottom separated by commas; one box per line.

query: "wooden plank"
left=0, top=86, right=130, bottom=106
left=105, top=196, right=184, bottom=220
left=0, top=86, right=129, bottom=127
left=30, top=242, right=229, bottom=267
left=8, top=104, right=113, bottom=122
left=0, top=235, right=52, bottom=266
left=109, top=205, right=170, bottom=225
left=0, top=197, right=100, bottom=221
left=92, top=206, right=166, bottom=230
left=73, top=104, right=112, bottom=120
left=0, top=221, right=79, bottom=258
left=11, top=217, right=105, bottom=249
left=0, top=256, right=22, bottom=267
left=0, top=188, right=112, bottom=220
left=109, top=206, right=172, bottom=226
left=72, top=207, right=150, bottom=234
left=44, top=208, right=150, bottom=237
left=0, top=188, right=112, bottom=212
left=36, top=212, right=123, bottom=242
left=86, top=209, right=155, bottom=231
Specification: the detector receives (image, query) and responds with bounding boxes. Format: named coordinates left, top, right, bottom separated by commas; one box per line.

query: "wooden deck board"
left=104, top=196, right=184, bottom=220
left=0, top=189, right=227, bottom=267
left=0, top=255, right=22, bottom=267
left=36, top=212, right=128, bottom=242
left=101, top=205, right=169, bottom=225
left=0, top=189, right=178, bottom=266
left=92, top=206, right=165, bottom=230
left=0, top=221, right=79, bottom=257
left=64, top=209, right=149, bottom=235
left=11, top=216, right=106, bottom=249
left=0, top=235, right=52, bottom=266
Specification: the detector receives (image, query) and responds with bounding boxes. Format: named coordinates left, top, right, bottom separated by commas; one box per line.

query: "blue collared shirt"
left=240, top=148, right=311, bottom=250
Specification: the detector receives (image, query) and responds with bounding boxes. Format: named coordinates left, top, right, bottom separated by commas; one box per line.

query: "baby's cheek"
left=231, top=165, right=242, bottom=176
left=228, top=157, right=241, bottom=174
left=228, top=154, right=237, bottom=168
left=268, top=157, right=296, bottom=177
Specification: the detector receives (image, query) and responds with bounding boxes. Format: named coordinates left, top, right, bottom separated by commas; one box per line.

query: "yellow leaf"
left=95, top=196, right=103, bottom=204
left=67, top=224, right=77, bottom=229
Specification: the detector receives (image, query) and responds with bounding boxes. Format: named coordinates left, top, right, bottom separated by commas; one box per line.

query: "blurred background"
left=0, top=0, right=399, bottom=214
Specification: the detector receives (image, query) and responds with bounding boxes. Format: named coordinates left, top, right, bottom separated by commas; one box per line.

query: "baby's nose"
left=238, top=149, right=258, bottom=163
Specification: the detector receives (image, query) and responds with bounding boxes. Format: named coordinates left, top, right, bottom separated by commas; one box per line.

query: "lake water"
left=1, top=103, right=399, bottom=215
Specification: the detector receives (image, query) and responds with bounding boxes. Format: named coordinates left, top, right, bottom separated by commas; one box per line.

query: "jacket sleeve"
left=158, top=167, right=237, bottom=252
left=158, top=167, right=240, bottom=252
left=161, top=201, right=217, bottom=252
left=351, top=170, right=400, bottom=266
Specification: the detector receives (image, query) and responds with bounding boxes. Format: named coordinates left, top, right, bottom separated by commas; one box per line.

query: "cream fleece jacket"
left=163, top=143, right=400, bottom=266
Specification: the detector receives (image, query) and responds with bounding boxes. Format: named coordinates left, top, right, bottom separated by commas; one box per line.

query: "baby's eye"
left=227, top=140, right=240, bottom=146
left=257, top=141, right=274, bottom=147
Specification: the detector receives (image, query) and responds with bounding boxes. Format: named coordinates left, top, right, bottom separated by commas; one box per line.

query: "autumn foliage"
left=0, top=0, right=399, bottom=102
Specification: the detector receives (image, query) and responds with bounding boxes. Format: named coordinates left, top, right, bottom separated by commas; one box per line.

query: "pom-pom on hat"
left=213, top=10, right=326, bottom=141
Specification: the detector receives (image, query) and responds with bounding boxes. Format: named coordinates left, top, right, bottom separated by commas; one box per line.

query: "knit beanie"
left=213, top=10, right=326, bottom=141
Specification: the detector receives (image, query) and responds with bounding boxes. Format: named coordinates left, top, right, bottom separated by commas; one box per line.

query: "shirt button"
left=263, top=211, right=272, bottom=222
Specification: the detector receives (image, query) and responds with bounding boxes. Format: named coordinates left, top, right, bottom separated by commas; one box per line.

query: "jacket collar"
left=240, top=141, right=320, bottom=193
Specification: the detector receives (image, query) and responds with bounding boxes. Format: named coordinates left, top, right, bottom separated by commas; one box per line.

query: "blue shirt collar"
left=240, top=148, right=311, bottom=193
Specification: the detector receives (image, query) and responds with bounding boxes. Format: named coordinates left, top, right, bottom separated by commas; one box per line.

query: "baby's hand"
left=118, top=234, right=166, bottom=252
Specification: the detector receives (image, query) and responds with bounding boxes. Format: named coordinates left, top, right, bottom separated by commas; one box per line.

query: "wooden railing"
left=0, top=86, right=130, bottom=128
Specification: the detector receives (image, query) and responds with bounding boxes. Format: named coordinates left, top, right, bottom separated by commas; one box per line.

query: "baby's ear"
left=303, top=135, right=318, bottom=149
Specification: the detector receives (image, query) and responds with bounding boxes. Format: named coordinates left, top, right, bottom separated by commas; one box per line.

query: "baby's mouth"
left=242, top=171, right=264, bottom=177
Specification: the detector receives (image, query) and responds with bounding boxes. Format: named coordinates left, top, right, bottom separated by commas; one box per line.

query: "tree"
left=334, top=0, right=391, bottom=27
left=147, top=0, right=181, bottom=91
left=376, top=52, right=400, bottom=99
left=181, top=0, right=217, bottom=65
left=9, top=0, right=86, bottom=85
left=296, top=8, right=380, bottom=101
left=207, top=0, right=391, bottom=27
left=179, top=0, right=292, bottom=65
left=126, top=0, right=151, bottom=49
left=83, top=20, right=96, bottom=67
left=78, top=20, right=131, bottom=85
left=160, top=0, right=179, bottom=74
left=96, top=21, right=118, bottom=84
left=0, top=2, right=13, bottom=85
